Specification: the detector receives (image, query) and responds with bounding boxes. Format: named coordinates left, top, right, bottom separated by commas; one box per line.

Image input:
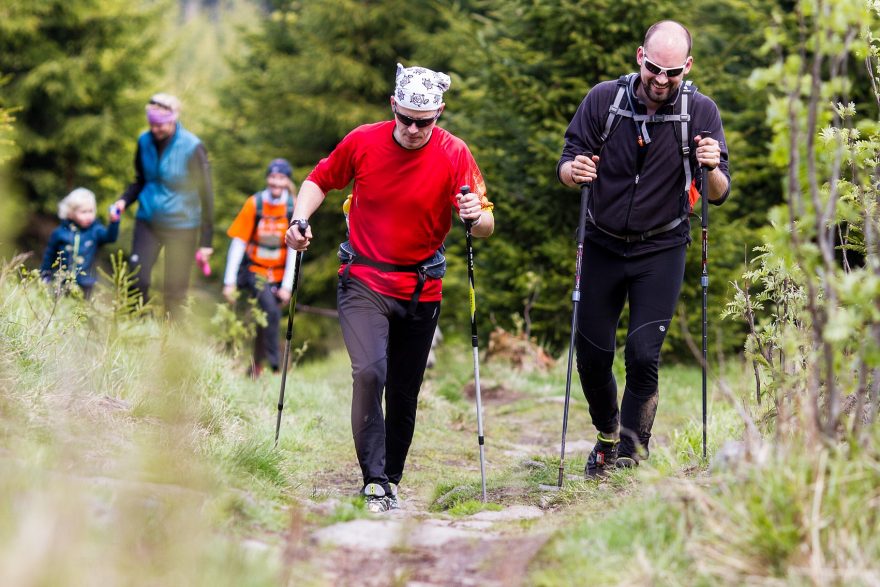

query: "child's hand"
left=109, top=199, right=126, bottom=222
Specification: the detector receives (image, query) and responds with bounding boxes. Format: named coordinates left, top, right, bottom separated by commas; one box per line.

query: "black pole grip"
left=292, top=218, right=309, bottom=237
left=460, top=185, right=472, bottom=230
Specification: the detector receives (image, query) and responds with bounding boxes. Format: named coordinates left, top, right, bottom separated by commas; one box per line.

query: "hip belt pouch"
left=338, top=240, right=446, bottom=313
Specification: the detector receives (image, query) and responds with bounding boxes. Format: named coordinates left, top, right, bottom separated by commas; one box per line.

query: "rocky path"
left=297, top=504, right=548, bottom=586
left=273, top=387, right=576, bottom=586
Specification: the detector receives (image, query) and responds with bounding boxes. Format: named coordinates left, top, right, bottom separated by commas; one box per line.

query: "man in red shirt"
left=285, top=63, right=494, bottom=513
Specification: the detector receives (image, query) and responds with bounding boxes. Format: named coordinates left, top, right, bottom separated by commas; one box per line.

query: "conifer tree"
left=0, top=0, right=160, bottom=216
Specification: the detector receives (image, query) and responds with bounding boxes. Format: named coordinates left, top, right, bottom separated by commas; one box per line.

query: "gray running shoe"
left=363, top=483, right=390, bottom=513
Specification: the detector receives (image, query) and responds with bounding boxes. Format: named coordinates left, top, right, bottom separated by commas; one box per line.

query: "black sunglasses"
left=642, top=54, right=687, bottom=78
left=393, top=106, right=441, bottom=128
left=149, top=98, right=173, bottom=110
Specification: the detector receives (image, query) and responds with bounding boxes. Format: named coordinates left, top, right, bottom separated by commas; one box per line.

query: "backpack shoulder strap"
left=254, top=192, right=264, bottom=224
left=248, top=192, right=263, bottom=245
left=600, top=73, right=637, bottom=143
left=676, top=81, right=697, bottom=210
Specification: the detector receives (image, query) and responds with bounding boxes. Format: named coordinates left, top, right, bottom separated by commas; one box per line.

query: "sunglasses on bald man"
left=641, top=53, right=688, bottom=78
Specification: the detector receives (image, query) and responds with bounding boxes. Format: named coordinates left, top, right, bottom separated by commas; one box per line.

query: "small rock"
left=469, top=505, right=543, bottom=522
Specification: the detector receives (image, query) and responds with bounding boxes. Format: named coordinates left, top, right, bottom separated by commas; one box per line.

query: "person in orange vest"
left=223, top=158, right=299, bottom=377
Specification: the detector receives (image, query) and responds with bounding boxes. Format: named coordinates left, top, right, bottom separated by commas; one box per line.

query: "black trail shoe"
left=387, top=483, right=400, bottom=510
left=585, top=433, right=620, bottom=479
left=615, top=455, right=639, bottom=470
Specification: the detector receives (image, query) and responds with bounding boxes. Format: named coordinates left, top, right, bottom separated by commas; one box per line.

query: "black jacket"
left=558, top=75, right=730, bottom=257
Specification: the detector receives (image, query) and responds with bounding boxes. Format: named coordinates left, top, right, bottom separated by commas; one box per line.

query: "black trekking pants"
left=238, top=269, right=282, bottom=371
left=337, top=276, right=440, bottom=493
left=129, top=219, right=199, bottom=318
left=575, top=239, right=686, bottom=460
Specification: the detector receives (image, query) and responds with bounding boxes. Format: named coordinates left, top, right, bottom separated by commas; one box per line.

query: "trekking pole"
left=558, top=181, right=590, bottom=487
left=274, top=219, right=308, bottom=448
left=461, top=185, right=488, bottom=502
left=700, top=166, right=709, bottom=461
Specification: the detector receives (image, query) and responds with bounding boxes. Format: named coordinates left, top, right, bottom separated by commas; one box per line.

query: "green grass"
left=1, top=258, right=878, bottom=586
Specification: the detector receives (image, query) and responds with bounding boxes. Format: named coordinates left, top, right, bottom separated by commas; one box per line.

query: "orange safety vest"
left=244, top=191, right=294, bottom=283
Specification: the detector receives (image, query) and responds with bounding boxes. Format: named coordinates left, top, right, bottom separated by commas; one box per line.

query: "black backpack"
left=590, top=73, right=699, bottom=241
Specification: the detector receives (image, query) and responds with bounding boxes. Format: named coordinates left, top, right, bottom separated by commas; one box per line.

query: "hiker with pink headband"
left=112, top=93, right=215, bottom=318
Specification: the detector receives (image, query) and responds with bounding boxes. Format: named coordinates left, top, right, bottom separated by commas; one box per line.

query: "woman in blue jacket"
left=112, top=93, right=214, bottom=318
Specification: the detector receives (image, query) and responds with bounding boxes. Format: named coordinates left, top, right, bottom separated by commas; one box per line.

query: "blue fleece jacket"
left=40, top=219, right=120, bottom=288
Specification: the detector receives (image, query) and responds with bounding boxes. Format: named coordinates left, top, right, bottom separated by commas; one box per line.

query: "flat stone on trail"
left=454, top=520, right=495, bottom=530
left=312, top=519, right=401, bottom=549
left=410, top=520, right=486, bottom=548
left=311, top=518, right=490, bottom=551
left=467, top=505, right=543, bottom=522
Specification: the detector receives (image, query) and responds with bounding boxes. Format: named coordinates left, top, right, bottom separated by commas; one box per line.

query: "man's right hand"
left=565, top=154, right=600, bottom=187
left=285, top=220, right=312, bottom=251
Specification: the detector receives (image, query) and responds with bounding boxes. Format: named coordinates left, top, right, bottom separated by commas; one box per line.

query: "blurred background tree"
left=0, top=0, right=800, bottom=361
left=0, top=0, right=164, bottom=250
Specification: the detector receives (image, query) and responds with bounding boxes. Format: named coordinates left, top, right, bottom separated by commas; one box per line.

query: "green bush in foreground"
left=0, top=256, right=282, bottom=586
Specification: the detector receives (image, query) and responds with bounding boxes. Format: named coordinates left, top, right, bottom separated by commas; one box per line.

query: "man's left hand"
left=276, top=287, right=292, bottom=305
left=694, top=135, right=721, bottom=170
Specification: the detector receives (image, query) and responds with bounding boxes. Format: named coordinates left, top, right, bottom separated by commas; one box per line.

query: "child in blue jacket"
left=40, top=187, right=120, bottom=298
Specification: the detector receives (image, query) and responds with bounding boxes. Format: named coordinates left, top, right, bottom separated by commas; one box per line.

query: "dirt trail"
left=276, top=384, right=562, bottom=587
left=289, top=509, right=550, bottom=587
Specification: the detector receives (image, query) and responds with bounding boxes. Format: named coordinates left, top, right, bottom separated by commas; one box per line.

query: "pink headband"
left=146, top=105, right=177, bottom=125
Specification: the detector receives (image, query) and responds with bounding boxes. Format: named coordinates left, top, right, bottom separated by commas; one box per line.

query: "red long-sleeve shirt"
left=307, top=121, right=486, bottom=301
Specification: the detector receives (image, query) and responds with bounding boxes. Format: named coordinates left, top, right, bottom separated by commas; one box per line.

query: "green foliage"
left=4, top=0, right=790, bottom=359
left=0, top=257, right=282, bottom=585
left=98, top=248, right=149, bottom=321
left=429, top=479, right=492, bottom=513
left=430, top=0, right=778, bottom=355
left=441, top=0, right=670, bottom=348
left=322, top=497, right=370, bottom=524
left=530, top=432, right=880, bottom=585
left=725, top=0, right=880, bottom=440
left=210, top=290, right=267, bottom=360
left=532, top=494, right=692, bottom=587
left=4, top=244, right=878, bottom=584
left=0, top=0, right=164, bottom=215
left=0, top=80, right=16, bottom=164
left=228, top=437, right=288, bottom=487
